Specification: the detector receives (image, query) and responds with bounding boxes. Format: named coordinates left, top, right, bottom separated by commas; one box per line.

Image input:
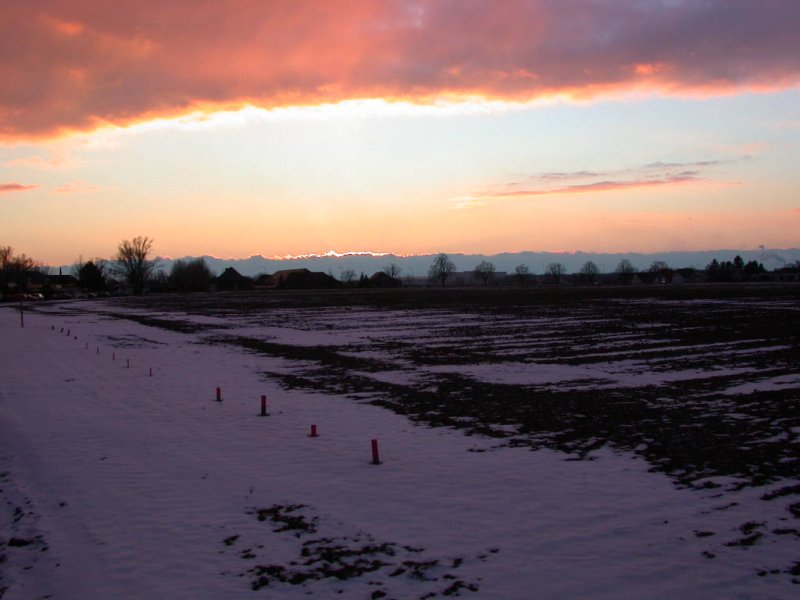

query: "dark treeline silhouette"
left=706, top=256, right=766, bottom=282
left=1, top=242, right=798, bottom=301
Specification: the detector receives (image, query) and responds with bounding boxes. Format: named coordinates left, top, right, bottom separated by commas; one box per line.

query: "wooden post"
left=371, top=439, right=381, bottom=465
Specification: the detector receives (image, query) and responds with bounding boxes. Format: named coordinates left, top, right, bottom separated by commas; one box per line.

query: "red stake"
left=309, top=424, right=318, bottom=438
left=216, top=386, right=221, bottom=402
left=260, top=395, right=267, bottom=416
left=371, top=439, right=381, bottom=465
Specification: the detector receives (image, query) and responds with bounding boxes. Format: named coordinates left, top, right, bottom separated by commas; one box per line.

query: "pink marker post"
left=309, top=424, right=318, bottom=438
left=216, top=386, right=222, bottom=402
left=371, top=439, right=381, bottom=465
left=260, top=395, right=267, bottom=417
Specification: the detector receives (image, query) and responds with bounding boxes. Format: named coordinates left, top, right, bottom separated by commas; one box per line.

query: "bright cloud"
left=2, top=0, right=800, bottom=140
left=271, top=250, right=395, bottom=260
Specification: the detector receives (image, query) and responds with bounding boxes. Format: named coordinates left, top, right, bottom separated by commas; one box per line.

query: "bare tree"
left=545, top=262, right=565, bottom=284
left=382, top=263, right=402, bottom=279
left=615, top=259, right=637, bottom=283
left=0, top=246, right=36, bottom=272
left=340, top=268, right=357, bottom=285
left=616, top=259, right=636, bottom=273
left=649, top=260, right=669, bottom=272
left=0, top=246, right=12, bottom=269
left=578, top=260, right=600, bottom=284
left=0, top=246, right=40, bottom=291
left=428, top=253, right=456, bottom=287
left=514, top=264, right=531, bottom=286
left=170, top=258, right=214, bottom=292
left=115, top=236, right=156, bottom=295
left=473, top=260, right=496, bottom=286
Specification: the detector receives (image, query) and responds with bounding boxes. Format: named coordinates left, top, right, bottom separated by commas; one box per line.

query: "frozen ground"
left=1, top=293, right=798, bottom=599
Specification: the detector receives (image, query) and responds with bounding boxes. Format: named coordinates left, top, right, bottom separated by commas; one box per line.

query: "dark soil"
left=222, top=503, right=485, bottom=597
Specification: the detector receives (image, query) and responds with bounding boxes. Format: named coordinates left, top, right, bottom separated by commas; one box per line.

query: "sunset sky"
left=1, top=0, right=799, bottom=266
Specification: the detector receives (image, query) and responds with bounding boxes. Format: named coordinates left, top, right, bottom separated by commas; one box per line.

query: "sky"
left=1, top=0, right=799, bottom=266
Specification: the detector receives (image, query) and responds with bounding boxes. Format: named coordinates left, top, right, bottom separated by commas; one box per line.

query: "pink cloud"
left=477, top=159, right=734, bottom=200
left=5, top=150, right=74, bottom=169
left=2, top=1, right=800, bottom=140
left=0, top=182, right=37, bottom=193
left=487, top=172, right=702, bottom=199
left=54, top=180, right=103, bottom=194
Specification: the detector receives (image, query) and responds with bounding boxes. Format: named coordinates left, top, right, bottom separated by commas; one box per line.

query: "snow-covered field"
left=1, top=296, right=798, bottom=599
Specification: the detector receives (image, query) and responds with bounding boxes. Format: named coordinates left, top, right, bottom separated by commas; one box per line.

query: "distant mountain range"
left=148, top=248, right=800, bottom=279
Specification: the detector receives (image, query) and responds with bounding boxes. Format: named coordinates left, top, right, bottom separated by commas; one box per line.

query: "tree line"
left=1, top=239, right=796, bottom=299
left=426, top=253, right=780, bottom=287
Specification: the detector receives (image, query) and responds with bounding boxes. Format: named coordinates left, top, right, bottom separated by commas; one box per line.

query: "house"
left=272, top=269, right=311, bottom=288
left=47, top=273, right=79, bottom=289
left=0, top=269, right=49, bottom=297
left=771, top=267, right=800, bottom=282
left=45, top=273, right=80, bottom=298
left=214, top=267, right=253, bottom=291
left=369, top=272, right=402, bottom=288
left=253, top=273, right=275, bottom=288
left=273, top=269, right=340, bottom=289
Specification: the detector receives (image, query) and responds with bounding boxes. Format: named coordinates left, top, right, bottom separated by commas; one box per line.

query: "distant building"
left=273, top=269, right=340, bottom=289
left=368, top=272, right=402, bottom=288
left=214, top=267, right=253, bottom=291
left=253, top=273, right=275, bottom=288
left=772, top=266, right=800, bottom=282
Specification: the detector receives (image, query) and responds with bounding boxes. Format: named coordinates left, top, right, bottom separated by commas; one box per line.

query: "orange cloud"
left=2, top=1, right=800, bottom=140
left=0, top=183, right=37, bottom=193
